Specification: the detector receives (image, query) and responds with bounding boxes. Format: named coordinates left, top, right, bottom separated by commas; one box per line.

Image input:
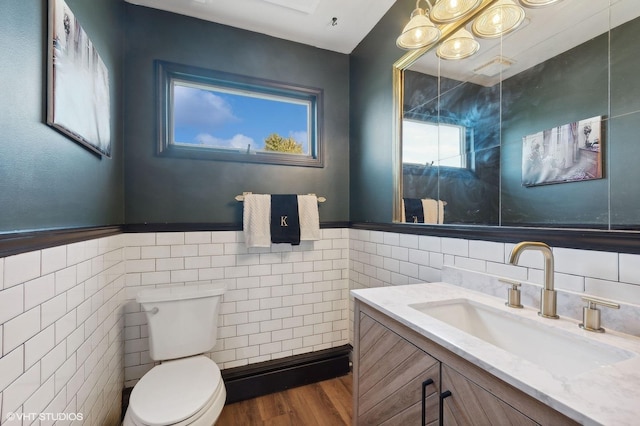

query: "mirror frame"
left=391, top=0, right=640, bottom=255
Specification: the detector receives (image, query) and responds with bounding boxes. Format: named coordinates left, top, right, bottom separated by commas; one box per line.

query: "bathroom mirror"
left=394, top=0, right=640, bottom=230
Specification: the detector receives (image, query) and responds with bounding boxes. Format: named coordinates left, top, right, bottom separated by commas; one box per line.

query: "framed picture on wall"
left=47, top=0, right=111, bottom=158
left=522, top=115, right=603, bottom=187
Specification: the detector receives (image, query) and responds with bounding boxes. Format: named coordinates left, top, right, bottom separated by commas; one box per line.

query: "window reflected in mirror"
left=402, top=119, right=467, bottom=168
left=402, top=68, right=500, bottom=226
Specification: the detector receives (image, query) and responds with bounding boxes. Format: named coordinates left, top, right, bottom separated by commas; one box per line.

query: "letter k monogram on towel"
left=270, top=194, right=301, bottom=245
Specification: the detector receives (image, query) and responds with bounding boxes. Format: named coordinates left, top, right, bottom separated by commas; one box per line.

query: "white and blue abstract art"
left=47, top=0, right=111, bottom=157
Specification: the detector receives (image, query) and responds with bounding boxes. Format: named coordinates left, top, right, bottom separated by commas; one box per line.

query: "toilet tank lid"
left=137, top=284, right=226, bottom=304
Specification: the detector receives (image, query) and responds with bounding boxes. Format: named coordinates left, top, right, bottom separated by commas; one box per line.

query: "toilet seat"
left=127, top=356, right=225, bottom=426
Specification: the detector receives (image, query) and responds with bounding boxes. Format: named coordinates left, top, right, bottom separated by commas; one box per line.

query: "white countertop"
left=352, top=282, right=640, bottom=426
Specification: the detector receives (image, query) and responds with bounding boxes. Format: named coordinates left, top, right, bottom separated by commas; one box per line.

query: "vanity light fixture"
left=518, top=0, right=563, bottom=8
left=471, top=0, right=526, bottom=38
left=430, top=0, right=483, bottom=24
left=396, top=0, right=441, bottom=50
left=397, top=0, right=562, bottom=60
left=436, top=28, right=480, bottom=59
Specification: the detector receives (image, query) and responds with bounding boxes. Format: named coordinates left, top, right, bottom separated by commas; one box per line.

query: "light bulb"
left=436, top=28, right=479, bottom=60
left=430, top=0, right=482, bottom=24
left=472, top=0, right=524, bottom=39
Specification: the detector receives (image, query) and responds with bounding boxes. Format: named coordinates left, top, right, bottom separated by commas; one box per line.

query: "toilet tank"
left=137, top=284, right=225, bottom=361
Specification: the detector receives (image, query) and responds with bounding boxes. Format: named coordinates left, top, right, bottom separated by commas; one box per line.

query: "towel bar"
left=235, top=192, right=326, bottom=203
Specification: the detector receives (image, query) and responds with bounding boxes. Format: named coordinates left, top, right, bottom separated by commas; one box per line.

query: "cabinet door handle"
left=439, top=390, right=452, bottom=426
left=421, top=378, right=434, bottom=426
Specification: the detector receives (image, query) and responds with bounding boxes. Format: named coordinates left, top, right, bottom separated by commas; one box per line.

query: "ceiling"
left=123, top=0, right=640, bottom=83
left=123, top=0, right=397, bottom=54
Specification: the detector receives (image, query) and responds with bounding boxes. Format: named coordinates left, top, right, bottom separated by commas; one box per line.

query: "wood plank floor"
left=217, top=373, right=352, bottom=426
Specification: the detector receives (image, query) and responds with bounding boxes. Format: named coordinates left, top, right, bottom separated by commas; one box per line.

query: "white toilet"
left=122, top=284, right=227, bottom=426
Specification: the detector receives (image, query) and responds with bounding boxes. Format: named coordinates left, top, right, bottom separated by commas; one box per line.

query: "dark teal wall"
left=351, top=5, right=640, bottom=229
left=349, top=0, right=413, bottom=223
left=609, top=18, right=640, bottom=228
left=501, top=17, right=640, bottom=228
left=123, top=5, right=350, bottom=224
left=501, top=34, right=610, bottom=226
left=4, top=1, right=635, bottom=231
left=0, top=0, right=124, bottom=233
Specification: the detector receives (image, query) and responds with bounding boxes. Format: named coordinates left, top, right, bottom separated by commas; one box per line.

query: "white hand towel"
left=422, top=199, right=439, bottom=224
left=243, top=194, right=271, bottom=248
left=298, top=195, right=320, bottom=241
left=437, top=200, right=446, bottom=224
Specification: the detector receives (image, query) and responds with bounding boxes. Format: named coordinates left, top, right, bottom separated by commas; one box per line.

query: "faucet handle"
left=579, top=296, right=620, bottom=333
left=499, top=278, right=524, bottom=309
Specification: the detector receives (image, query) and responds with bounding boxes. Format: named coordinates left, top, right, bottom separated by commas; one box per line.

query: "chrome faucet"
left=508, top=241, right=559, bottom=319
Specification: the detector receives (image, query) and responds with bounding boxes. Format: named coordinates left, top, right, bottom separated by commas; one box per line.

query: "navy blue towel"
left=404, top=198, right=424, bottom=223
left=270, top=195, right=301, bottom=245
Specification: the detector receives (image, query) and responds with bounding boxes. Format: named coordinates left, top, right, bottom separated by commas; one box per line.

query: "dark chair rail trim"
left=0, top=222, right=350, bottom=258
left=0, top=226, right=124, bottom=258
left=352, top=222, right=640, bottom=254
left=124, top=221, right=351, bottom=233
left=2, top=221, right=640, bottom=258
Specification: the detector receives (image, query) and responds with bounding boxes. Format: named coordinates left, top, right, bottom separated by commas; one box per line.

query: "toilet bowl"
left=123, top=356, right=226, bottom=426
left=122, top=284, right=226, bottom=426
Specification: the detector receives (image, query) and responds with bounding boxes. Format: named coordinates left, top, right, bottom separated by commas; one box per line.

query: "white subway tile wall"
left=0, top=235, right=125, bottom=426
left=122, top=229, right=350, bottom=387
left=2, top=227, right=640, bottom=425
left=620, top=253, right=640, bottom=286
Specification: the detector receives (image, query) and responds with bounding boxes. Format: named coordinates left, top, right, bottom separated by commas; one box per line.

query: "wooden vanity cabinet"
left=356, top=310, right=441, bottom=425
left=353, top=301, right=579, bottom=426
left=440, top=365, right=536, bottom=426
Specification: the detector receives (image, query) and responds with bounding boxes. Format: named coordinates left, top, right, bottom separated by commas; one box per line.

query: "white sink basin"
left=410, top=298, right=636, bottom=379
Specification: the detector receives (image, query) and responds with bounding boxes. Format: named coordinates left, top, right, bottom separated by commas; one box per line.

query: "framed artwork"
left=522, top=115, right=603, bottom=187
left=47, top=0, right=111, bottom=157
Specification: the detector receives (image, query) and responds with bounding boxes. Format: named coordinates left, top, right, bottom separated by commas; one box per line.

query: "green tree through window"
left=264, top=133, right=303, bottom=154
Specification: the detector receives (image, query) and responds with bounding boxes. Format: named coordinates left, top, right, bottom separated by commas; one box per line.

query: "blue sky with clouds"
left=173, top=84, right=309, bottom=153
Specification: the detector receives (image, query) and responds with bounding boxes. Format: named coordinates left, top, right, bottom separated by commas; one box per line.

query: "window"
left=402, top=119, right=466, bottom=168
left=157, top=61, right=323, bottom=167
